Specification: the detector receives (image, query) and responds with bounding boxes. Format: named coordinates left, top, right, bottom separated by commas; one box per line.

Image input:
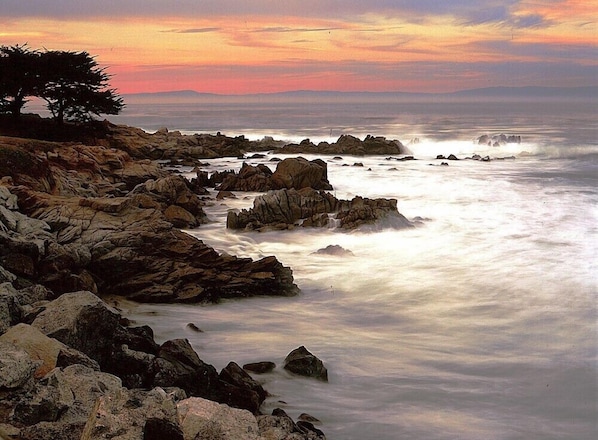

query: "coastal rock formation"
left=227, top=188, right=412, bottom=231
left=217, top=157, right=333, bottom=192
left=279, top=134, right=404, bottom=156
left=0, top=136, right=299, bottom=303
left=477, top=133, right=522, bottom=146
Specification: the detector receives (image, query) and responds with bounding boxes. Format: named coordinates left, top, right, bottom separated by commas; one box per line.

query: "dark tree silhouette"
left=38, top=50, right=124, bottom=124
left=0, top=44, right=42, bottom=119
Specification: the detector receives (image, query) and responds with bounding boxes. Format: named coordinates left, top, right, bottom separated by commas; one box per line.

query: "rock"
left=271, top=158, right=333, bottom=191
left=11, top=364, right=122, bottom=438
left=151, top=338, right=220, bottom=399
left=0, top=323, right=72, bottom=377
left=243, top=361, right=276, bottom=374
left=283, top=346, right=328, bottom=381
left=227, top=188, right=412, bottom=231
left=219, top=361, right=268, bottom=411
left=31, top=291, right=120, bottom=368
left=0, top=341, right=38, bottom=389
left=257, top=408, right=326, bottom=440
left=313, top=245, right=354, bottom=256
left=80, top=387, right=181, bottom=440
left=219, top=163, right=274, bottom=192
left=177, top=397, right=261, bottom=440
left=447, top=154, right=459, bottom=160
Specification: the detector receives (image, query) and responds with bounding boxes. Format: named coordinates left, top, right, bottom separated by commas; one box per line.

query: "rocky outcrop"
left=217, top=157, right=333, bottom=192
left=477, top=133, right=522, bottom=146
left=279, top=134, right=404, bottom=156
left=227, top=188, right=412, bottom=231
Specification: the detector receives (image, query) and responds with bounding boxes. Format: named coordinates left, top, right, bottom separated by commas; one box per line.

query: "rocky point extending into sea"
left=0, top=116, right=420, bottom=440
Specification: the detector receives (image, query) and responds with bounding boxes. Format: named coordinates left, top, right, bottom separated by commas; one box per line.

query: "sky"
left=0, top=0, right=596, bottom=94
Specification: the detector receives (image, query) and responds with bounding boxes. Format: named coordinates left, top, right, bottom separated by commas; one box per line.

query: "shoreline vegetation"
left=0, top=114, right=525, bottom=439
left=0, top=115, right=427, bottom=440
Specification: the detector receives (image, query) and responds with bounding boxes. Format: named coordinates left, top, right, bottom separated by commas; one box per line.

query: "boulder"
left=80, top=387, right=182, bottom=440
left=219, top=163, right=274, bottom=192
left=271, top=157, right=333, bottom=191
left=31, top=291, right=120, bottom=368
left=0, top=341, right=38, bottom=389
left=12, top=364, right=122, bottom=438
left=313, top=245, right=354, bottom=256
left=218, top=361, right=268, bottom=412
left=177, top=397, right=261, bottom=440
left=0, top=323, right=73, bottom=377
left=283, top=346, right=328, bottom=381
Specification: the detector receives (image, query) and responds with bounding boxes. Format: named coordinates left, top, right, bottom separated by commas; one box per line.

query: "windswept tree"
left=38, top=50, right=124, bottom=124
left=0, top=44, right=42, bottom=118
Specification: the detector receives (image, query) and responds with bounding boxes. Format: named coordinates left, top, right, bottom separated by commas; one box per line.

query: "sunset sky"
left=1, top=0, right=596, bottom=94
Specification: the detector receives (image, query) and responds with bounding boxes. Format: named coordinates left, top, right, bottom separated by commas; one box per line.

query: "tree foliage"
left=0, top=45, right=123, bottom=123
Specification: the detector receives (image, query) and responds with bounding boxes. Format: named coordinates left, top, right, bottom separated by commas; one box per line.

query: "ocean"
left=111, top=98, right=597, bottom=440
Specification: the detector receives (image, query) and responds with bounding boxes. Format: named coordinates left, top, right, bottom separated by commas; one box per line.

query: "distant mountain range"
left=124, top=86, right=598, bottom=103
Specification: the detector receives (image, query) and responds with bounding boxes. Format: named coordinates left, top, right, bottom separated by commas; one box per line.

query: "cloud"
left=163, top=28, right=221, bottom=34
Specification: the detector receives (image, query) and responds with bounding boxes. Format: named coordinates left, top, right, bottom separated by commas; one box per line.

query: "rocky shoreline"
left=0, top=118, right=423, bottom=439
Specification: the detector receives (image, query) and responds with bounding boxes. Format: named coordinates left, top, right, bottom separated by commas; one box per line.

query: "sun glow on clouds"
left=0, top=0, right=596, bottom=94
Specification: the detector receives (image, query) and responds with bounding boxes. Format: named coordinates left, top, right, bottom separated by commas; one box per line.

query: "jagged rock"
left=31, top=291, right=121, bottom=368
left=151, top=338, right=220, bottom=399
left=219, top=162, right=274, bottom=192
left=227, top=188, right=412, bottom=231
left=0, top=341, right=38, bottom=389
left=12, top=364, right=122, bottom=439
left=283, top=346, right=328, bottom=381
left=177, top=397, right=261, bottom=440
left=258, top=408, right=326, bottom=440
left=270, top=157, right=333, bottom=191
left=243, top=361, right=276, bottom=374
left=80, top=387, right=182, bottom=440
left=219, top=361, right=268, bottom=412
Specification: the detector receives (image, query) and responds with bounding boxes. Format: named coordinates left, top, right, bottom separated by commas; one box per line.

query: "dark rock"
left=243, top=361, right=276, bottom=374
left=313, top=245, right=354, bottom=256
left=271, top=157, right=333, bottom=191
left=219, top=361, right=268, bottom=401
left=143, top=417, right=184, bottom=440
left=447, top=154, right=459, bottom=160
left=283, top=346, right=328, bottom=381
left=227, top=188, right=412, bottom=232
left=186, top=323, right=203, bottom=332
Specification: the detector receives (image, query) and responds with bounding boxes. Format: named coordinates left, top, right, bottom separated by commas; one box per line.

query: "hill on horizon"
left=124, top=86, right=598, bottom=103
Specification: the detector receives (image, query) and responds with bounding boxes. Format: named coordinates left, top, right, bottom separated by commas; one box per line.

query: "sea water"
left=115, top=100, right=597, bottom=440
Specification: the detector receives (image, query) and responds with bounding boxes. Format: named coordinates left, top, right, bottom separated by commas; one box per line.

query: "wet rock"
left=219, top=361, right=268, bottom=410
left=447, top=154, right=459, bottom=160
left=313, top=245, right=354, bottom=256
left=283, top=346, right=328, bottom=381
left=243, top=361, right=276, bottom=374
left=227, top=188, right=412, bottom=232
left=151, top=338, right=220, bottom=399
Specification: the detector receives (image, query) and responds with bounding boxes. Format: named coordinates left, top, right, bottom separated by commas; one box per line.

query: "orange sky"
left=1, top=0, right=596, bottom=94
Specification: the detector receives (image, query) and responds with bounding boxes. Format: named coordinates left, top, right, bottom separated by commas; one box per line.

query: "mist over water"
left=121, top=100, right=597, bottom=439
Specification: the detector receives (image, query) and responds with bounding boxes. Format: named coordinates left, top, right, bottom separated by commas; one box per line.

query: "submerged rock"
left=283, top=346, right=328, bottom=381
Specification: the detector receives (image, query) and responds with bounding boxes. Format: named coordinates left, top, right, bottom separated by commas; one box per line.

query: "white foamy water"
left=119, top=101, right=597, bottom=440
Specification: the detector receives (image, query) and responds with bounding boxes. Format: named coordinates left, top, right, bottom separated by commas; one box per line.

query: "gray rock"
left=32, top=291, right=120, bottom=367
left=0, top=341, right=38, bottom=389
left=177, top=397, right=261, bottom=440
left=80, top=387, right=180, bottom=440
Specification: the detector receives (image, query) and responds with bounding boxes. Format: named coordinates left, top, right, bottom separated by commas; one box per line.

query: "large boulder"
left=271, top=157, right=332, bottom=191
left=13, top=365, right=122, bottom=440
left=177, top=397, right=262, bottom=440
left=80, top=387, right=183, bottom=440
left=31, top=291, right=120, bottom=368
